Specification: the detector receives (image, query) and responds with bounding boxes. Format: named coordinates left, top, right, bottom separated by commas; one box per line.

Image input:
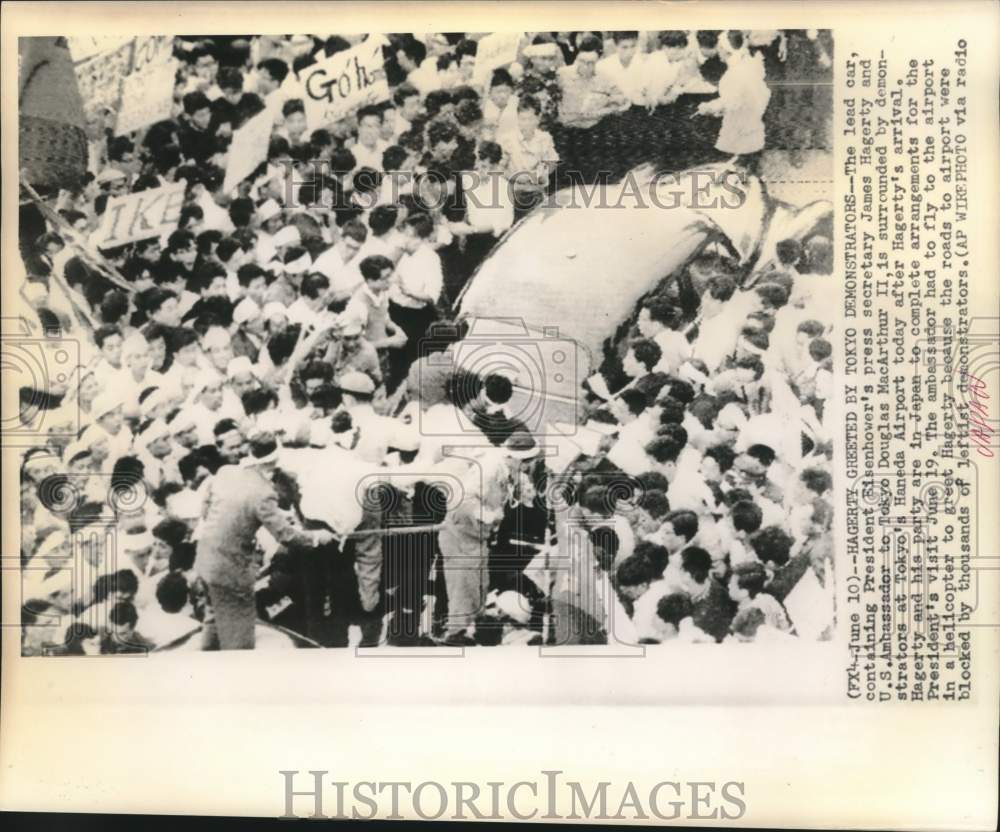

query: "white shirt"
left=389, top=244, right=443, bottom=309
left=596, top=52, right=648, bottom=106
left=653, top=328, right=693, bottom=375
left=351, top=139, right=389, bottom=172
left=465, top=175, right=515, bottom=236
left=313, top=245, right=364, bottom=300
left=285, top=297, right=324, bottom=330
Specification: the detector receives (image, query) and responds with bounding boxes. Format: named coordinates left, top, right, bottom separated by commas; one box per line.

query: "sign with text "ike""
left=301, top=40, right=389, bottom=129
left=98, top=182, right=186, bottom=248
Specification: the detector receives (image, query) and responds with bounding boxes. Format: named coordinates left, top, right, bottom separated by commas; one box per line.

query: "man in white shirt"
left=350, top=106, right=390, bottom=172
left=636, top=296, right=693, bottom=375
left=285, top=272, right=332, bottom=332
left=596, top=31, right=648, bottom=107
left=312, top=220, right=368, bottom=303
left=386, top=212, right=444, bottom=391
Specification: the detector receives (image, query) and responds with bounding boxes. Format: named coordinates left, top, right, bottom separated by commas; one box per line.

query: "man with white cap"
left=337, top=371, right=417, bottom=464
left=201, top=325, right=234, bottom=375
left=437, top=430, right=539, bottom=645
left=221, top=355, right=256, bottom=421
left=231, top=297, right=266, bottom=362
left=90, top=391, right=134, bottom=469
left=187, top=370, right=227, bottom=446
left=116, top=332, right=165, bottom=420
left=254, top=198, right=284, bottom=265
left=263, top=248, right=310, bottom=307
left=195, top=430, right=334, bottom=649
left=325, top=319, right=382, bottom=387
left=136, top=418, right=179, bottom=491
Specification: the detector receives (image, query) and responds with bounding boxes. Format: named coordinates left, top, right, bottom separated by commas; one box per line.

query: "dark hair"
left=735, top=354, right=766, bottom=380
left=490, top=67, right=514, bottom=88
left=359, top=254, right=393, bottom=282
left=809, top=338, right=833, bottom=362
left=404, top=211, right=434, bottom=240
left=478, top=140, right=503, bottom=165
left=642, top=296, right=681, bottom=328
left=588, top=526, right=621, bottom=572
left=629, top=338, right=662, bottom=373
left=156, top=571, right=190, bottom=614
left=745, top=443, right=776, bottom=467
left=732, top=561, right=767, bottom=597
left=454, top=99, right=483, bottom=127
left=619, top=388, right=649, bottom=417
left=800, top=466, right=833, bottom=495
left=218, top=66, right=244, bottom=91
left=94, top=324, right=123, bottom=349
left=704, top=444, right=736, bottom=474
left=393, top=82, right=421, bottom=107
left=300, top=272, right=330, bottom=300
left=368, top=204, right=399, bottom=236
left=109, top=600, right=138, bottom=628
left=680, top=546, right=712, bottom=583
left=659, top=30, right=688, bottom=49
left=282, top=98, right=305, bottom=118
left=633, top=539, right=670, bottom=574
left=577, top=34, right=603, bottom=55
left=611, top=31, right=640, bottom=43
left=635, top=470, right=669, bottom=493
left=750, top=526, right=794, bottom=567
left=708, top=275, right=737, bottom=301
left=696, top=30, right=721, bottom=48
left=616, top=553, right=658, bottom=588
left=657, top=593, right=693, bottom=626
left=183, top=91, right=211, bottom=115
left=517, top=95, right=542, bottom=116
left=731, top=500, right=764, bottom=534
left=726, top=30, right=745, bottom=51
left=483, top=373, right=513, bottom=406
left=661, top=510, right=697, bottom=543
left=257, top=58, right=289, bottom=85
left=381, top=144, right=408, bottom=173
left=797, top=319, right=825, bottom=338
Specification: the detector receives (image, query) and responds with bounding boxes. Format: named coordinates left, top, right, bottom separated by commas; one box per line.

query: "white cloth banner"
left=116, top=59, right=178, bottom=136
left=97, top=182, right=186, bottom=248
left=301, top=40, right=389, bottom=129
left=222, top=106, right=275, bottom=193
left=472, top=32, right=522, bottom=85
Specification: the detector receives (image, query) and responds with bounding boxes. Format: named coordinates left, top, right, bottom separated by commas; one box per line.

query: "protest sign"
left=97, top=182, right=186, bottom=248
left=301, top=39, right=389, bottom=129
left=116, top=59, right=179, bottom=136
left=130, top=35, right=175, bottom=73
left=472, top=31, right=522, bottom=85
left=222, top=106, right=275, bottom=193
left=74, top=40, right=134, bottom=114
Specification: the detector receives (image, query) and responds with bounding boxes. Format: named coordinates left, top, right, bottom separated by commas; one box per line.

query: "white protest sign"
left=116, top=59, right=179, bottom=136
left=74, top=40, right=133, bottom=113
left=98, top=182, right=186, bottom=248
left=131, top=36, right=175, bottom=73
left=222, top=106, right=275, bottom=193
left=472, top=32, right=522, bottom=86
left=301, top=39, right=389, bottom=129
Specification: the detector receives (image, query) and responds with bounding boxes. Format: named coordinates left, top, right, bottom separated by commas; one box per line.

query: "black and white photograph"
left=15, top=28, right=836, bottom=655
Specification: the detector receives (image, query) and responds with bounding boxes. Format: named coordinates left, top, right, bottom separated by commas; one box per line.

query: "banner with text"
left=301, top=39, right=389, bottom=130
left=116, top=59, right=179, bottom=136
left=472, top=31, right=523, bottom=86
left=97, top=182, right=186, bottom=248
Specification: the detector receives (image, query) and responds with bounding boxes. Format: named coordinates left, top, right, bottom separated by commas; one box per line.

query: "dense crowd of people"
left=18, top=29, right=835, bottom=653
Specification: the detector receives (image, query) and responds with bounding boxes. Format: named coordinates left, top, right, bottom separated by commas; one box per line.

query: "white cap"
left=226, top=355, right=255, bottom=379
left=233, top=297, right=262, bottom=325
left=258, top=199, right=282, bottom=223
left=283, top=253, right=311, bottom=275
left=168, top=408, right=198, bottom=435
left=337, top=371, right=375, bottom=395
left=263, top=301, right=288, bottom=320
left=191, top=369, right=224, bottom=398
left=139, top=418, right=171, bottom=448
left=272, top=226, right=302, bottom=249
left=91, top=390, right=124, bottom=419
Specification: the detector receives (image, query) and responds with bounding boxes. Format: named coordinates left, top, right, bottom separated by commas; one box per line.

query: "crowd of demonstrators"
left=18, top=30, right=834, bottom=653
